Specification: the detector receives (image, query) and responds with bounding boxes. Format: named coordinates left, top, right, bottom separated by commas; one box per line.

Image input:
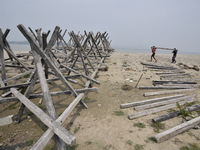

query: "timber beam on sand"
left=156, top=71, right=185, bottom=75
left=153, top=116, right=200, bottom=143
left=0, top=88, right=98, bottom=104
left=128, top=96, right=196, bottom=120
left=0, top=24, right=114, bottom=149
left=152, top=80, right=197, bottom=85
left=152, top=103, right=200, bottom=123
left=120, top=94, right=184, bottom=109
left=138, top=86, right=192, bottom=89
left=134, top=95, right=195, bottom=111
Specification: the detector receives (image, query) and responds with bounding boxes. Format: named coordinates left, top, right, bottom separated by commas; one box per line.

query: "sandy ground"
left=0, top=51, right=200, bottom=150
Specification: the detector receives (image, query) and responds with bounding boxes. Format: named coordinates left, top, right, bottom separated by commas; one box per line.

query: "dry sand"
left=1, top=51, right=200, bottom=150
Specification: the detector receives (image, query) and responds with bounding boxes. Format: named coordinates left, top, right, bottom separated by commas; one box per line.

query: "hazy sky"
left=1, top=0, right=200, bottom=53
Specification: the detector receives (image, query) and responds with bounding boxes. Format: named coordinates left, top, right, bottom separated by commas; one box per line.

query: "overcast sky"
left=1, top=0, right=200, bottom=53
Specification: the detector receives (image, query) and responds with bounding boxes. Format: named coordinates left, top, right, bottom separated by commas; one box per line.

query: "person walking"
left=151, top=46, right=157, bottom=62
left=172, top=48, right=178, bottom=63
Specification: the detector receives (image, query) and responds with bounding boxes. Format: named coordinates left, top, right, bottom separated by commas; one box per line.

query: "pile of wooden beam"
left=120, top=61, right=200, bottom=143
left=0, top=24, right=114, bottom=149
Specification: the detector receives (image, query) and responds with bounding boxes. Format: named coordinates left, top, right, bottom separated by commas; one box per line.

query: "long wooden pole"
left=154, top=47, right=178, bottom=51
left=154, top=116, right=200, bottom=143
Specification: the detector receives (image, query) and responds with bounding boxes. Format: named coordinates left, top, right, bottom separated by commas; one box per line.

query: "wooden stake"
left=135, top=74, right=143, bottom=88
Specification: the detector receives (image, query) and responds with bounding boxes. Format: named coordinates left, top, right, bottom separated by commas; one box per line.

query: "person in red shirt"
left=151, top=46, right=157, bottom=62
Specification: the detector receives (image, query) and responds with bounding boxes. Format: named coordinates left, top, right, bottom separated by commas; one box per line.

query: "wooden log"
left=154, top=47, right=177, bottom=50
left=11, top=88, right=76, bottom=145
left=145, top=66, right=177, bottom=70
left=128, top=97, right=196, bottom=120
left=153, top=80, right=197, bottom=85
left=0, top=31, right=7, bottom=84
left=0, top=115, right=14, bottom=126
left=0, top=82, right=30, bottom=90
left=154, top=116, right=200, bottom=143
left=0, top=74, right=80, bottom=91
left=60, top=64, right=100, bottom=84
left=0, top=88, right=98, bottom=103
left=1, top=88, right=20, bottom=97
left=120, top=94, right=184, bottom=109
left=159, top=73, right=191, bottom=77
left=31, top=93, right=85, bottom=150
left=3, top=69, right=33, bottom=83
left=143, top=89, right=194, bottom=97
left=29, top=87, right=98, bottom=99
left=139, top=86, right=192, bottom=89
left=32, top=50, right=57, bottom=119
left=134, top=95, right=195, bottom=111
left=156, top=71, right=185, bottom=75
left=141, top=62, right=174, bottom=68
left=152, top=103, right=200, bottom=122
left=3, top=64, right=33, bottom=69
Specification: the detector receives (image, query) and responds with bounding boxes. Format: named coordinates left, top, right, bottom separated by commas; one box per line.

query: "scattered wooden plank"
left=152, top=103, right=200, bottom=122
left=120, top=94, right=184, bottom=109
left=3, top=69, right=33, bottom=83
left=134, top=95, right=195, bottom=111
left=153, top=80, right=197, bottom=85
left=156, top=71, right=185, bottom=75
left=0, top=87, right=98, bottom=104
left=145, top=66, right=177, bottom=70
left=128, top=97, right=196, bottom=120
left=139, top=86, right=192, bottom=89
left=154, top=116, right=200, bottom=143
left=143, top=89, right=194, bottom=97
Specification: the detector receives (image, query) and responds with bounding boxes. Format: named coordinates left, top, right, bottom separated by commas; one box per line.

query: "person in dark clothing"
left=151, top=46, right=157, bottom=62
left=172, top=48, right=178, bottom=63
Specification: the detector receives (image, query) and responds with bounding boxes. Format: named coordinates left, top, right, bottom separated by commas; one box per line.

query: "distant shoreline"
left=8, top=44, right=200, bottom=55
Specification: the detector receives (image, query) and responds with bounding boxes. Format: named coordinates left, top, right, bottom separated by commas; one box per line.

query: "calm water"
left=10, top=44, right=31, bottom=52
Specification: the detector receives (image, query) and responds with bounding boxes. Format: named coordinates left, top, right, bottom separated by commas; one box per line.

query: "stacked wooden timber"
left=0, top=24, right=114, bottom=149
left=120, top=94, right=197, bottom=120
left=120, top=61, right=200, bottom=143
